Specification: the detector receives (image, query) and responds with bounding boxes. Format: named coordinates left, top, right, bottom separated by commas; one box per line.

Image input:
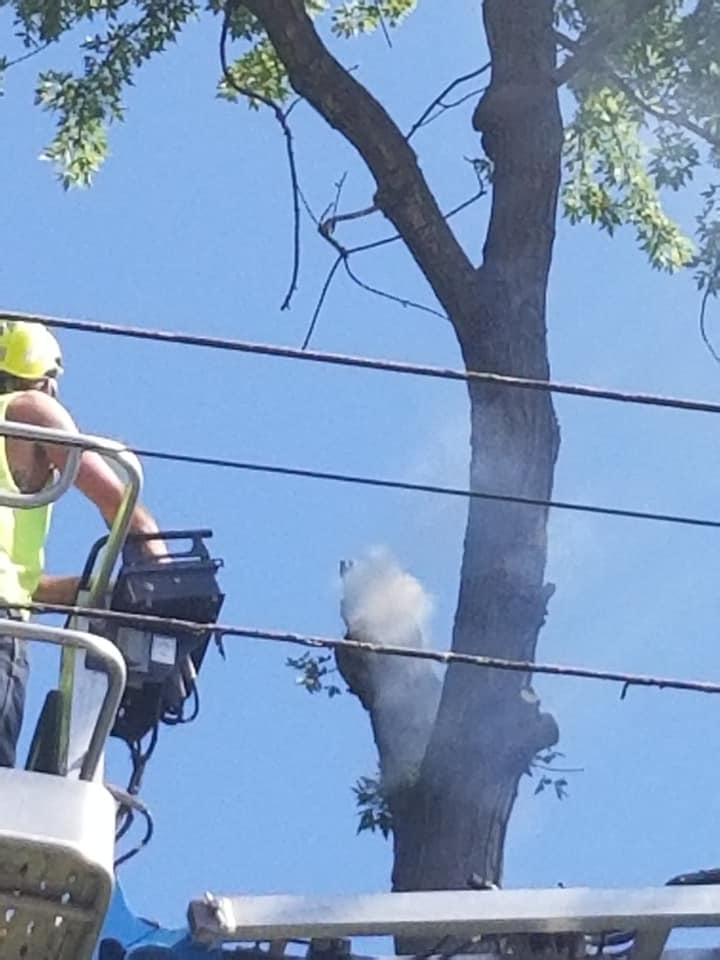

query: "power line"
left=134, top=445, right=720, bottom=531
left=0, top=421, right=711, bottom=532
left=5, top=307, right=720, bottom=417
left=23, top=601, right=720, bottom=697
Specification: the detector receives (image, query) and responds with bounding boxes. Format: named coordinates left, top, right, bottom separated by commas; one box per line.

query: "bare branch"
left=241, top=0, right=481, bottom=339
left=700, top=288, right=720, bottom=364
left=320, top=202, right=379, bottom=237
left=302, top=253, right=342, bottom=349
left=301, top=178, right=488, bottom=347
left=555, top=0, right=665, bottom=87
left=220, top=2, right=301, bottom=310
left=406, top=63, right=491, bottom=140
left=3, top=40, right=53, bottom=70
left=411, top=87, right=489, bottom=136
left=350, top=184, right=488, bottom=257
left=377, top=6, right=392, bottom=49
left=343, top=259, right=446, bottom=320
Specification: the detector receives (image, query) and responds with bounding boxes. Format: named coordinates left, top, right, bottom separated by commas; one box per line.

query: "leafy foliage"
left=30, top=0, right=198, bottom=186
left=533, top=774, right=569, bottom=800
left=1, top=0, right=416, bottom=183
left=219, top=35, right=289, bottom=104
left=557, top=0, right=720, bottom=283
left=562, top=86, right=695, bottom=271
left=695, top=183, right=720, bottom=297
left=331, top=0, right=416, bottom=38
left=353, top=773, right=392, bottom=838
left=529, top=750, right=576, bottom=800
left=3, top=0, right=720, bottom=289
left=286, top=651, right=343, bottom=697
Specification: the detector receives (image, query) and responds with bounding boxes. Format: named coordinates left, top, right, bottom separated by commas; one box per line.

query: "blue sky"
left=3, top=0, right=720, bottom=940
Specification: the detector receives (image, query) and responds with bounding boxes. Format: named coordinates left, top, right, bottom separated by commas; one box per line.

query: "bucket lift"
left=0, top=620, right=125, bottom=959
left=0, top=421, right=225, bottom=959
left=0, top=420, right=140, bottom=959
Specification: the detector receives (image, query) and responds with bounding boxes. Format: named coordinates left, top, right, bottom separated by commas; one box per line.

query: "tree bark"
left=245, top=0, right=562, bottom=923
left=391, top=0, right=563, bottom=897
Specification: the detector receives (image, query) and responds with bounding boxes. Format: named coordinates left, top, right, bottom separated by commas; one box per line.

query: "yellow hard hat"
left=0, top=320, right=63, bottom=380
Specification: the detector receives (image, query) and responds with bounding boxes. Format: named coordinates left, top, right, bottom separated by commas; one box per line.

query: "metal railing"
left=0, top=619, right=126, bottom=779
left=0, top=421, right=143, bottom=776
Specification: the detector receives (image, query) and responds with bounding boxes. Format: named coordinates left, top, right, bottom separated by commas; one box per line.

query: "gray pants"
left=0, top=637, right=27, bottom=767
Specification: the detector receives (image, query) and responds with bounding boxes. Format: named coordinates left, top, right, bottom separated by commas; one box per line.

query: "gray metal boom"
left=188, top=887, right=720, bottom=944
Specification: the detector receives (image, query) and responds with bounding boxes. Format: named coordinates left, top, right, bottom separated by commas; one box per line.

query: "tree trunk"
left=391, top=0, right=563, bottom=897
left=246, top=0, right=563, bottom=924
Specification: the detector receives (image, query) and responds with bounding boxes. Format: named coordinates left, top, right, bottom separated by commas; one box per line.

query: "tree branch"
left=337, top=562, right=441, bottom=797
left=406, top=63, right=490, bottom=140
left=3, top=40, right=53, bottom=70
left=320, top=202, right=378, bottom=237
left=556, top=28, right=720, bottom=151
left=241, top=0, right=481, bottom=341
left=610, top=69, right=720, bottom=151
left=301, top=179, right=487, bottom=347
left=336, top=633, right=442, bottom=796
left=221, top=2, right=301, bottom=310
left=554, top=0, right=666, bottom=87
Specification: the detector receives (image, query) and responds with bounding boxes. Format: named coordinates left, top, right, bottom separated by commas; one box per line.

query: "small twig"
left=414, top=86, right=488, bottom=133
left=377, top=7, right=392, bottom=49
left=3, top=40, right=53, bottom=70
left=220, top=2, right=301, bottom=310
left=700, top=286, right=720, bottom=364
left=302, top=254, right=343, bottom=349
left=298, top=186, right=320, bottom=227
left=407, top=63, right=491, bottom=140
left=318, top=172, right=350, bottom=230
left=284, top=94, right=303, bottom=119
left=343, top=258, right=446, bottom=320
left=531, top=761, right=585, bottom=774
left=349, top=182, right=487, bottom=257
left=331, top=172, right=347, bottom=219
left=302, top=178, right=486, bottom=346
left=321, top=203, right=379, bottom=237
left=438, top=87, right=487, bottom=112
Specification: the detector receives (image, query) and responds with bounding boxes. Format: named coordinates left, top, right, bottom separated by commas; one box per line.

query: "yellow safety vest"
left=0, top=394, right=52, bottom=608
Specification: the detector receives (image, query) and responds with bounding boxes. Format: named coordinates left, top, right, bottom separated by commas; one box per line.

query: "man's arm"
left=34, top=575, right=82, bottom=605
left=8, top=390, right=167, bottom=559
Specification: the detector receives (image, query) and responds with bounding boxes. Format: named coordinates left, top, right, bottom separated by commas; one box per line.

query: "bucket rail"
left=0, top=619, right=126, bottom=779
left=57, top=438, right=143, bottom=779
left=0, top=420, right=84, bottom=507
left=0, top=421, right=143, bottom=777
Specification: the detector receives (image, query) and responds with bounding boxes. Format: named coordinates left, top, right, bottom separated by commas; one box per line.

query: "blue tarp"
left=93, top=883, right=229, bottom=958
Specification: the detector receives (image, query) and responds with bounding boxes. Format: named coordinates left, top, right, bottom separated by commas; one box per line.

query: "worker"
left=0, top=319, right=166, bottom=767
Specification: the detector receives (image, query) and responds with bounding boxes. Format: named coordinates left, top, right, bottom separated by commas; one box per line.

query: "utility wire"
left=4, top=308, right=720, bottom=417
left=21, top=601, right=720, bottom=697
left=134, top=446, right=720, bottom=531
left=1, top=310, right=720, bottom=532
left=0, top=419, right=713, bottom=531
left=0, top=417, right=713, bottom=531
